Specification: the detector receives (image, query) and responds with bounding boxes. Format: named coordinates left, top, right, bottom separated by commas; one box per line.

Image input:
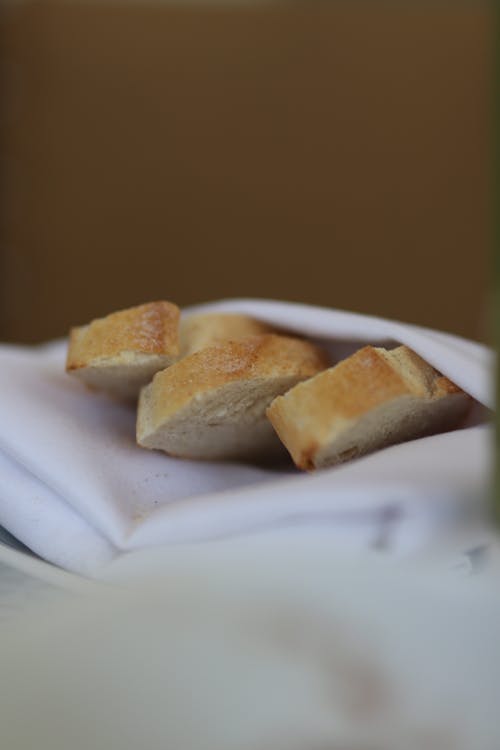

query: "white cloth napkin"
left=0, top=299, right=493, bottom=575
left=2, top=542, right=500, bottom=750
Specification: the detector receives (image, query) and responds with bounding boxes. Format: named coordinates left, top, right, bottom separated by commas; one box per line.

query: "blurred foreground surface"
left=0, top=539, right=499, bottom=750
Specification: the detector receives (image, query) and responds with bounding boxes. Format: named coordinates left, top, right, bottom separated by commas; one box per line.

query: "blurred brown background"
left=0, top=1, right=491, bottom=344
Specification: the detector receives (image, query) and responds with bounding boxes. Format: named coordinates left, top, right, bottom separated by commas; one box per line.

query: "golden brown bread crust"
left=138, top=334, right=330, bottom=438
left=266, top=345, right=470, bottom=470
left=179, top=313, right=278, bottom=357
left=66, top=301, right=180, bottom=371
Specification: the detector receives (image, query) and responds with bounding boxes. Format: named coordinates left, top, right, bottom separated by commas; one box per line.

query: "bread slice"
left=266, top=345, right=472, bottom=471
left=137, top=334, right=329, bottom=461
left=179, top=312, right=277, bottom=357
left=66, top=301, right=180, bottom=400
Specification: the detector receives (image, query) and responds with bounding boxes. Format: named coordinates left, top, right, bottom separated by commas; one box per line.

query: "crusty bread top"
left=66, top=301, right=180, bottom=371
left=270, top=345, right=461, bottom=420
left=142, top=334, right=329, bottom=428
left=266, top=345, right=466, bottom=462
left=179, top=313, right=277, bottom=357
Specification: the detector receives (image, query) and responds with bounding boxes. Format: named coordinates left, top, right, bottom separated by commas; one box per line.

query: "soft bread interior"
left=137, top=333, right=329, bottom=461
left=313, top=390, right=471, bottom=470
left=138, top=375, right=304, bottom=461
left=73, top=352, right=177, bottom=401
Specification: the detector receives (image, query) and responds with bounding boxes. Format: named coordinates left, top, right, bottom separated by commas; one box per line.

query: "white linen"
left=1, top=542, right=500, bottom=750
left=0, top=299, right=493, bottom=574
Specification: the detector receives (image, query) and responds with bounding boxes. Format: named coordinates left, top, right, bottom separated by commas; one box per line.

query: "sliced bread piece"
left=137, top=334, right=329, bottom=461
left=179, top=312, right=277, bottom=357
left=266, top=345, right=472, bottom=471
left=66, top=301, right=180, bottom=400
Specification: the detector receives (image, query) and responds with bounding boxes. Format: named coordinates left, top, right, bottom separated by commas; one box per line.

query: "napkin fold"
left=0, top=300, right=493, bottom=575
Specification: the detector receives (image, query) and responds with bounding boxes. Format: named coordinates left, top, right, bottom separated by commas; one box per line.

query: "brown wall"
left=1, top=1, right=491, bottom=343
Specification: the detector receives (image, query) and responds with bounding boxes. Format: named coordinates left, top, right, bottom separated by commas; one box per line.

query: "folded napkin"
left=0, top=299, right=493, bottom=575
